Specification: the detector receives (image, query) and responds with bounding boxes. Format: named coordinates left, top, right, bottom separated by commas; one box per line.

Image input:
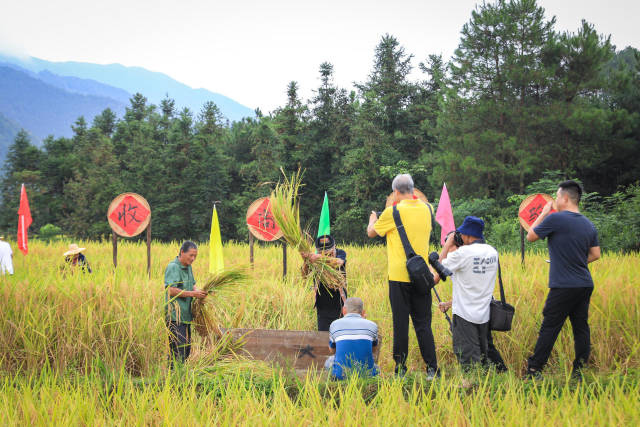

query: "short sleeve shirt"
left=374, top=199, right=432, bottom=282
left=164, top=257, right=196, bottom=323
left=329, top=313, right=378, bottom=379
left=441, top=243, right=498, bottom=324
left=533, top=211, right=599, bottom=288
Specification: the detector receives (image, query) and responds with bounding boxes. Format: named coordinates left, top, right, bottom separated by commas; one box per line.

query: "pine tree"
left=0, top=130, right=44, bottom=230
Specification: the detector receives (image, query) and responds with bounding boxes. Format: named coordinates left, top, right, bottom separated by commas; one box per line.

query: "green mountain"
left=0, top=65, right=126, bottom=141
left=0, top=53, right=255, bottom=122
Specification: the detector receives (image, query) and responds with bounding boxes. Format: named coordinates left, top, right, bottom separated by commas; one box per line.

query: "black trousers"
left=389, top=281, right=437, bottom=371
left=452, top=314, right=489, bottom=367
left=168, top=321, right=191, bottom=366
left=486, top=330, right=508, bottom=372
left=317, top=309, right=342, bottom=331
left=528, top=287, right=593, bottom=372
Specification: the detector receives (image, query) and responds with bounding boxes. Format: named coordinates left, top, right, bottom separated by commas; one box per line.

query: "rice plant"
left=0, top=239, right=639, bottom=425
left=269, top=168, right=345, bottom=290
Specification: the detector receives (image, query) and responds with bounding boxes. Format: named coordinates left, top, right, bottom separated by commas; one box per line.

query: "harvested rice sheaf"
left=270, top=169, right=346, bottom=290
left=191, top=268, right=248, bottom=339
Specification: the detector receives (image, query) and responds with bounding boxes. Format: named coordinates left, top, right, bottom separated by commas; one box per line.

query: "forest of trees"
left=1, top=0, right=639, bottom=251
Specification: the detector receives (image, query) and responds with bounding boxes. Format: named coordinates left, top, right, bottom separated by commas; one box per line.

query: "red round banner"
left=246, top=197, right=283, bottom=242
left=107, top=193, right=151, bottom=237
left=518, top=193, right=555, bottom=231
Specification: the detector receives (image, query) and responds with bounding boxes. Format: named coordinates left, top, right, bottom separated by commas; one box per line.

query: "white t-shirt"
left=0, top=240, right=14, bottom=275
left=441, top=243, right=498, bottom=324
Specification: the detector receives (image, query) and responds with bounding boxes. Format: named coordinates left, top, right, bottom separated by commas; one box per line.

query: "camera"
left=447, top=230, right=463, bottom=247
left=428, top=252, right=453, bottom=282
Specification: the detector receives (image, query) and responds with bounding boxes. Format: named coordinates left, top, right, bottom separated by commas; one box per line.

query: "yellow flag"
left=209, top=205, right=224, bottom=274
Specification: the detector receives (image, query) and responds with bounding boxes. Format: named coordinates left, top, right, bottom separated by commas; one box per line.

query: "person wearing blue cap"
left=301, top=234, right=347, bottom=331
left=437, top=216, right=499, bottom=369
left=437, top=230, right=508, bottom=372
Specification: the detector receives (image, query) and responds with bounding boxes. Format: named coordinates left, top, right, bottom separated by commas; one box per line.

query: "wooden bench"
left=221, top=328, right=381, bottom=372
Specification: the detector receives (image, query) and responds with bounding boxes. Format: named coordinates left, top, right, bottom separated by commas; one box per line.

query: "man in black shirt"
left=526, top=180, right=601, bottom=378
left=302, top=235, right=347, bottom=331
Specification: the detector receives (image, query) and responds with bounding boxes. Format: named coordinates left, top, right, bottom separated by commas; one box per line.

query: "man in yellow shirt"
left=367, top=174, right=437, bottom=378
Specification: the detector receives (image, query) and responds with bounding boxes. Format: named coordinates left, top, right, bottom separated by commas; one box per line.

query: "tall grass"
left=1, top=367, right=639, bottom=425
left=2, top=240, right=637, bottom=376
left=0, top=240, right=639, bottom=424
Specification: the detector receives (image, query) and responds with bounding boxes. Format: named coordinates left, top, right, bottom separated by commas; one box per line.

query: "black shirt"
left=534, top=211, right=598, bottom=288
left=315, top=248, right=347, bottom=312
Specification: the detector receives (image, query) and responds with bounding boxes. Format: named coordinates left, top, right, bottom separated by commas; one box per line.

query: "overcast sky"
left=1, top=0, right=638, bottom=112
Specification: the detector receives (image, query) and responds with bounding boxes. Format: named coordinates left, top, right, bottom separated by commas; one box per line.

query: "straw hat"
left=63, top=243, right=86, bottom=257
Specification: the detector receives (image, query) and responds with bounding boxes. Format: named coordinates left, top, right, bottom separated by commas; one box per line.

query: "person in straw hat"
left=0, top=235, right=14, bottom=275
left=63, top=243, right=92, bottom=273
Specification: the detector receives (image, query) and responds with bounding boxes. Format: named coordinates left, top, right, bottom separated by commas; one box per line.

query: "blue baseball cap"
left=457, top=216, right=485, bottom=239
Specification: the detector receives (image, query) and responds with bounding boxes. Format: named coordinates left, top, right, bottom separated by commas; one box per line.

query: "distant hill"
left=0, top=53, right=255, bottom=122
left=36, top=70, right=132, bottom=104
left=0, top=65, right=126, bottom=141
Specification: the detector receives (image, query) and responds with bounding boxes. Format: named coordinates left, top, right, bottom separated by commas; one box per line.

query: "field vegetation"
left=1, top=241, right=639, bottom=424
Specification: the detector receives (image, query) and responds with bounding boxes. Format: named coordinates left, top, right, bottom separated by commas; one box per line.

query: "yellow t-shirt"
left=374, top=199, right=432, bottom=283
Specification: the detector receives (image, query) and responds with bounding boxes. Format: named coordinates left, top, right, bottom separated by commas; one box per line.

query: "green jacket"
left=164, top=257, right=196, bottom=323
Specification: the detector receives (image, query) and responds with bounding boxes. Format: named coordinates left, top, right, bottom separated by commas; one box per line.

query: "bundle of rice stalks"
left=270, top=169, right=345, bottom=290
left=188, top=341, right=275, bottom=380
left=187, top=331, right=248, bottom=370
left=192, top=268, right=248, bottom=339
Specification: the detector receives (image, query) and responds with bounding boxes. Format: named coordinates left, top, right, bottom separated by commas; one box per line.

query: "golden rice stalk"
left=270, top=168, right=345, bottom=290
left=192, top=268, right=248, bottom=339
left=187, top=331, right=251, bottom=372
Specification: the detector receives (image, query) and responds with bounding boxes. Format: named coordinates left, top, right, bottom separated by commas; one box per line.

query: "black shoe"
left=572, top=360, right=587, bottom=382
left=571, top=369, right=584, bottom=382
left=495, top=364, right=508, bottom=373
left=523, top=367, right=542, bottom=381
left=426, top=367, right=440, bottom=380
left=395, top=364, right=407, bottom=378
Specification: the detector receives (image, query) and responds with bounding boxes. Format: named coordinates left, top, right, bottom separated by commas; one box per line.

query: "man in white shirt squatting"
left=436, top=216, right=498, bottom=369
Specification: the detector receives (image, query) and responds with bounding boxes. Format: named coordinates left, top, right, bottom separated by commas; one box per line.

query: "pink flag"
left=17, top=183, right=32, bottom=255
left=435, top=183, right=455, bottom=246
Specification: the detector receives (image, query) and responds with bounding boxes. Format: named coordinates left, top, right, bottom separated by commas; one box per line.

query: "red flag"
left=435, top=183, right=456, bottom=246
left=17, top=183, right=32, bottom=255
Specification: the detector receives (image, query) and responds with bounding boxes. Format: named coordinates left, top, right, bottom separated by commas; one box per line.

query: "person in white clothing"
left=0, top=236, right=14, bottom=275
left=436, top=216, right=498, bottom=368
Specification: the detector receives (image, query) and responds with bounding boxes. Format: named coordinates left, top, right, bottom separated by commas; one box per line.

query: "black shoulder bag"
left=489, top=260, right=515, bottom=331
left=392, top=205, right=435, bottom=295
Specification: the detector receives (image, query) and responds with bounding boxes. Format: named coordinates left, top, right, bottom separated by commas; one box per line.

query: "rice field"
left=1, top=240, right=639, bottom=425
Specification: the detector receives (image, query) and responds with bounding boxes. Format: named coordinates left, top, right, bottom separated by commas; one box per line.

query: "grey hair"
left=180, top=240, right=198, bottom=254
left=344, top=297, right=364, bottom=314
left=392, top=174, right=414, bottom=195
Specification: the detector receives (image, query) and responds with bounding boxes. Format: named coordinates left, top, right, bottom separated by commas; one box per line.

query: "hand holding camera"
left=428, top=252, right=454, bottom=281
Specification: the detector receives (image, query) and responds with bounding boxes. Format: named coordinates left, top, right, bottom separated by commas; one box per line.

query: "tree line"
left=1, top=0, right=639, bottom=251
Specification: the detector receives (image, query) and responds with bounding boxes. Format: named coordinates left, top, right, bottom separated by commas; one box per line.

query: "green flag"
left=317, top=192, right=330, bottom=237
